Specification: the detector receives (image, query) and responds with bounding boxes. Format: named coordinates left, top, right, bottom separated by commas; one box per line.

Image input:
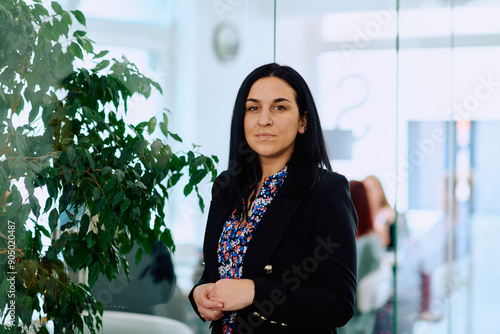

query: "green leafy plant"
left=0, top=0, right=217, bottom=332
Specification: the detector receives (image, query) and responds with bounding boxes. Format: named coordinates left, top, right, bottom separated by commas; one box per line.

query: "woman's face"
left=244, top=77, right=307, bottom=167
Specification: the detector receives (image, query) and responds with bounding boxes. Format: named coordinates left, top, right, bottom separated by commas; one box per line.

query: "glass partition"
left=273, top=1, right=500, bottom=333
left=275, top=1, right=400, bottom=332
left=79, top=1, right=278, bottom=332
left=447, top=2, right=500, bottom=333
left=167, top=2, right=276, bottom=332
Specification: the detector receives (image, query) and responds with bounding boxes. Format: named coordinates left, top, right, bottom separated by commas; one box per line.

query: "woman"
left=338, top=181, right=388, bottom=334
left=189, top=63, right=358, bottom=333
left=363, top=176, right=433, bottom=332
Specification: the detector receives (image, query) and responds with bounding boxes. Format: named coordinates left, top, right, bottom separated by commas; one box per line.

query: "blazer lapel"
left=242, top=172, right=302, bottom=277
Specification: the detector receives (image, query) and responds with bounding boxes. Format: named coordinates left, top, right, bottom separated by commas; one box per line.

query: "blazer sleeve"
left=188, top=266, right=210, bottom=321
left=249, top=173, right=358, bottom=329
left=188, top=171, right=230, bottom=321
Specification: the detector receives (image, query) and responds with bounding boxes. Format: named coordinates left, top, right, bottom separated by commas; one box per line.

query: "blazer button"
left=264, top=265, right=272, bottom=274
left=252, top=311, right=267, bottom=321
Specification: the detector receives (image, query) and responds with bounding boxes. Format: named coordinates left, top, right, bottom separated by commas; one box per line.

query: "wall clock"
left=213, top=22, right=239, bottom=62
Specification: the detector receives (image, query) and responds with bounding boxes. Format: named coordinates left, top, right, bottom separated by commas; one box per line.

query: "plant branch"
left=9, top=55, right=28, bottom=116
left=0, top=233, right=24, bottom=255
left=0, top=134, right=11, bottom=156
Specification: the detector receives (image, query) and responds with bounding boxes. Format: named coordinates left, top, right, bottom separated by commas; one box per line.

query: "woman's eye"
left=274, top=105, right=286, bottom=111
left=247, top=106, right=259, bottom=111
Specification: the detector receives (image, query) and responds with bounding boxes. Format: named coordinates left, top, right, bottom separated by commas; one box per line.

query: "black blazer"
left=190, top=168, right=358, bottom=334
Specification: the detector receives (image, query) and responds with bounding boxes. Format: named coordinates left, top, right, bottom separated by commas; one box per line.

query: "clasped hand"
left=193, top=279, right=255, bottom=321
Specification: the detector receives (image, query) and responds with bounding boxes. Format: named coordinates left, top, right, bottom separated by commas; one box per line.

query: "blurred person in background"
left=362, top=175, right=395, bottom=250
left=363, top=175, right=428, bottom=333
left=339, top=180, right=389, bottom=334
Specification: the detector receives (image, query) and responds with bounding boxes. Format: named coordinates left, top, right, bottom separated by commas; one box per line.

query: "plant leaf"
left=88, top=262, right=100, bottom=287
left=69, top=42, right=84, bottom=60
left=168, top=131, right=182, bottom=143
left=94, top=50, right=109, bottom=58
left=66, top=147, right=76, bottom=162
left=92, top=59, right=110, bottom=72
left=80, top=214, right=90, bottom=235
left=51, top=1, right=64, bottom=15
left=120, top=198, right=131, bottom=213
left=73, top=30, right=86, bottom=38
left=112, top=192, right=124, bottom=206
left=147, top=116, right=157, bottom=135
left=183, top=183, right=193, bottom=196
left=34, top=4, right=49, bottom=17
left=151, top=80, right=163, bottom=94
left=49, top=208, right=59, bottom=231
left=71, top=9, right=86, bottom=26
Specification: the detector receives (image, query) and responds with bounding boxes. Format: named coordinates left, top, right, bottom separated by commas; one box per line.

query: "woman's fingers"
left=208, top=279, right=255, bottom=311
left=200, top=308, right=224, bottom=321
left=194, top=284, right=225, bottom=321
left=198, top=295, right=224, bottom=310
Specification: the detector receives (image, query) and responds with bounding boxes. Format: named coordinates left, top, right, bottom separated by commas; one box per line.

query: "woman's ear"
left=299, top=111, right=307, bottom=134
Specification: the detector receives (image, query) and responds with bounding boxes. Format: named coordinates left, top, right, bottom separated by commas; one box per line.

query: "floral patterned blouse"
left=217, top=167, right=288, bottom=334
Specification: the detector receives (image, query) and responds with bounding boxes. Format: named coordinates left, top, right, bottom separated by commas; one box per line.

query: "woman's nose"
left=257, top=109, right=273, bottom=126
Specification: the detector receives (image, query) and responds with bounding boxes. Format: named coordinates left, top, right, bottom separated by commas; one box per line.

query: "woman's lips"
left=256, top=133, right=275, bottom=140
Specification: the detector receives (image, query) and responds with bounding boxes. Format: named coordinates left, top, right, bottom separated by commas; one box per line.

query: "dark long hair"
left=348, top=181, right=374, bottom=238
left=222, top=63, right=331, bottom=211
